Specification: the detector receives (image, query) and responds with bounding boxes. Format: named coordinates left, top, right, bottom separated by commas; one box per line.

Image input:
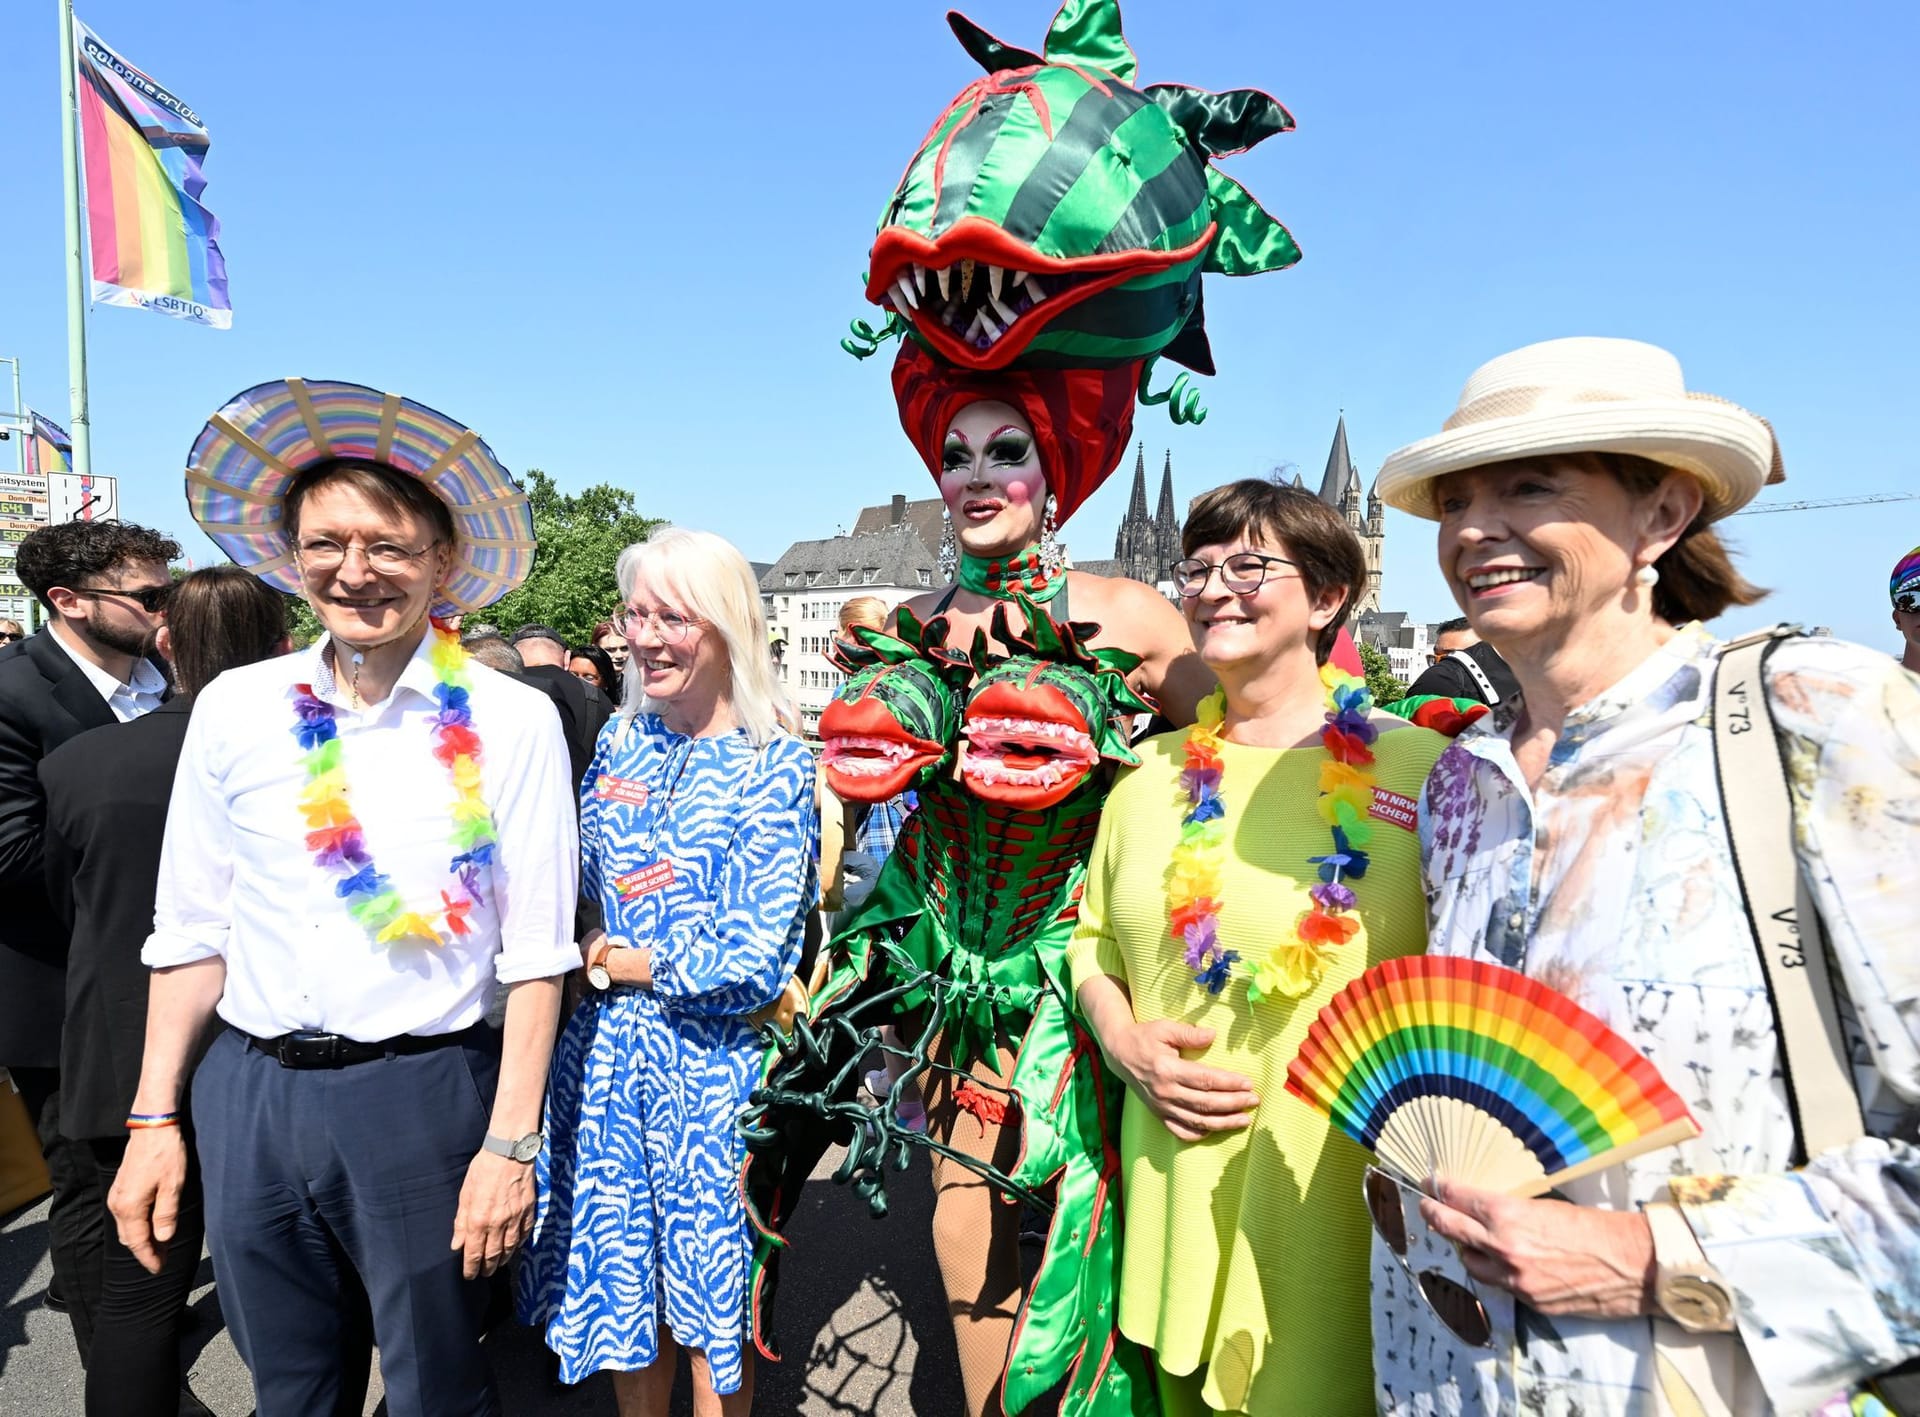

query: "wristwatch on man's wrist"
left=1645, top=1200, right=1736, bottom=1333
left=482, top=1130, right=543, bottom=1164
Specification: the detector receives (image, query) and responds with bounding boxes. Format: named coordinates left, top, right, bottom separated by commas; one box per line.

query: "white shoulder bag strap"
left=1711, top=627, right=1866, bottom=1160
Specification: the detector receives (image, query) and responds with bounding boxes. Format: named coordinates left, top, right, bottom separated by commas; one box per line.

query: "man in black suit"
left=510, top=624, right=611, bottom=788
left=41, top=565, right=304, bottom=1415
left=0, top=518, right=179, bottom=1357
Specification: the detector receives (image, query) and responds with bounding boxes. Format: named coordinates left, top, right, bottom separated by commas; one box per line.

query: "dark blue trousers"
left=192, top=1027, right=503, bottom=1417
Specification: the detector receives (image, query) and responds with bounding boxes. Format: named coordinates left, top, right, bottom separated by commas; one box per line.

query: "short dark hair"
left=1575, top=453, right=1768, bottom=623
left=1181, top=480, right=1367, bottom=663
left=165, top=566, right=288, bottom=695
left=509, top=624, right=566, bottom=648
left=1435, top=616, right=1471, bottom=636
left=15, top=520, right=182, bottom=610
left=283, top=459, right=456, bottom=547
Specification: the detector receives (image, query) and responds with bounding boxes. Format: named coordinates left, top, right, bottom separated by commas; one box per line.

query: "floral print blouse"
left=1374, top=625, right=1920, bottom=1416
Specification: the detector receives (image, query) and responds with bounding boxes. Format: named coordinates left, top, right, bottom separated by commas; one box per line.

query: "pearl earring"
left=1635, top=564, right=1660, bottom=588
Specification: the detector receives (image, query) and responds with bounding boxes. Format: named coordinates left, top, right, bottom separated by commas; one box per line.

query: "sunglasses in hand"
left=1365, top=1166, right=1493, bottom=1348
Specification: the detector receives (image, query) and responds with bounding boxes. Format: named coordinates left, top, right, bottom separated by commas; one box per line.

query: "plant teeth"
left=989, top=264, right=1005, bottom=300
left=988, top=290, right=1017, bottom=325
left=911, top=264, right=928, bottom=294
left=893, top=273, right=919, bottom=310
left=959, top=258, right=977, bottom=301
left=977, top=309, right=1003, bottom=342
left=936, top=265, right=952, bottom=299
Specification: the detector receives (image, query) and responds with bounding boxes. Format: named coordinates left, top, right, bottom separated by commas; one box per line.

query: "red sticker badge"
left=595, top=775, right=651, bottom=807
left=1368, top=789, right=1419, bottom=832
left=614, top=860, right=676, bottom=899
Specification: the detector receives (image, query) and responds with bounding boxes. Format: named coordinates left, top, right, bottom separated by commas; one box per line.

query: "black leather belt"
left=238, top=1024, right=480, bottom=1069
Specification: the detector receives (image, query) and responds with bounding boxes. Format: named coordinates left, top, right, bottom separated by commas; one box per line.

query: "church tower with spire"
left=1098, top=443, right=1184, bottom=590
left=1314, top=415, right=1384, bottom=615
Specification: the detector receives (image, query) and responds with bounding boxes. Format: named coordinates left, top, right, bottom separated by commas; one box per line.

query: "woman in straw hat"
left=1364, top=337, right=1920, bottom=1416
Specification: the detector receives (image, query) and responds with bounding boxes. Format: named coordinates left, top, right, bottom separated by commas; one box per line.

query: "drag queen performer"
left=740, top=5, right=1302, bottom=1414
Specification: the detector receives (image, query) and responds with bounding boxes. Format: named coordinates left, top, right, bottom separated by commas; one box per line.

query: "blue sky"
left=2, top=0, right=1916, bottom=651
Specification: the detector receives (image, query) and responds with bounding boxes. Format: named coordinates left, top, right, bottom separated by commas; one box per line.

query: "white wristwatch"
left=482, top=1130, right=543, bottom=1164
left=586, top=936, right=618, bottom=991
left=1645, top=1200, right=1735, bottom=1333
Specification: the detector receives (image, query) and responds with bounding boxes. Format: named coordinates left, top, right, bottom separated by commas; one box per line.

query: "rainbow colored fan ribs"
left=1284, top=955, right=1699, bottom=1197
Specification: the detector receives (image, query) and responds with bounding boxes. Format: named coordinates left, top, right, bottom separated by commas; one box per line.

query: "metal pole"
left=57, top=0, right=91, bottom=479
left=4, top=357, right=23, bottom=477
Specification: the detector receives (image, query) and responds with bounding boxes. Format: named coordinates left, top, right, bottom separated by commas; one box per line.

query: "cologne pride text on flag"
left=74, top=20, right=230, bottom=329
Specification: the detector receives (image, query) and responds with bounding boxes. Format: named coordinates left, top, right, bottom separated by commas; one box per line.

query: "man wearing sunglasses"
left=1892, top=546, right=1920, bottom=674
left=0, top=518, right=179, bottom=1361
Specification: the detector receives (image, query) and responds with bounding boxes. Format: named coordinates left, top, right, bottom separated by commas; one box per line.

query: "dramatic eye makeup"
left=985, top=429, right=1033, bottom=465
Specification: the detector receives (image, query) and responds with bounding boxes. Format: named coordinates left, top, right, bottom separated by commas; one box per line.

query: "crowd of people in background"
left=0, top=336, right=1915, bottom=1417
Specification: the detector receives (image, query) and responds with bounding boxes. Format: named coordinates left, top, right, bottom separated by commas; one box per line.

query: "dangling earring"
left=1039, top=494, right=1063, bottom=577
left=938, top=507, right=958, bottom=582
left=1635, top=563, right=1660, bottom=588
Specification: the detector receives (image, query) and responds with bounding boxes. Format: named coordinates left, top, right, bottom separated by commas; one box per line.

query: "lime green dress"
left=1065, top=722, right=1445, bottom=1416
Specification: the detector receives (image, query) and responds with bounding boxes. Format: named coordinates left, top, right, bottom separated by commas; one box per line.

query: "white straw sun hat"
left=1375, top=337, right=1784, bottom=522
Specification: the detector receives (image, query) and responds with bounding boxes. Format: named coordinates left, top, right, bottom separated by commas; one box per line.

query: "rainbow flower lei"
left=291, top=618, right=497, bottom=948
left=1170, top=664, right=1379, bottom=1002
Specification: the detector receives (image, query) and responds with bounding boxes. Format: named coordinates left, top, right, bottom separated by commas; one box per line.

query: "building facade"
left=760, top=515, right=938, bottom=738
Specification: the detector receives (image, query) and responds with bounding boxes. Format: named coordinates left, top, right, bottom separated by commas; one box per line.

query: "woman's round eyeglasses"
left=295, top=537, right=436, bottom=576
left=613, top=607, right=706, bottom=644
left=1170, top=552, right=1298, bottom=598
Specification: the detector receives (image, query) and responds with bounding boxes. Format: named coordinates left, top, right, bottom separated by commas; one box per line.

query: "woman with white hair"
left=516, top=526, right=819, bottom=1416
left=1365, top=338, right=1920, bottom=1417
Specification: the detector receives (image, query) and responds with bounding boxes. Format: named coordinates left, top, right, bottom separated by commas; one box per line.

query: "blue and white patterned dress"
left=516, top=714, right=818, bottom=1391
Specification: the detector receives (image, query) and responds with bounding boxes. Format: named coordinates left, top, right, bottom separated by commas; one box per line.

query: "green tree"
left=274, top=470, right=660, bottom=648
left=484, top=470, right=661, bottom=644
left=1356, top=638, right=1406, bottom=704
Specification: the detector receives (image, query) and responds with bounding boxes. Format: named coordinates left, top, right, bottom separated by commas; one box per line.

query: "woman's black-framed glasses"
left=613, top=607, right=706, bottom=644
left=74, top=582, right=174, bottom=613
left=294, top=537, right=437, bottom=576
left=1170, top=552, right=1297, bottom=598
left=1364, top=1166, right=1493, bottom=1348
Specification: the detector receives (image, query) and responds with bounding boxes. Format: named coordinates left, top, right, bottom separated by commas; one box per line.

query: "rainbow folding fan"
left=1284, top=955, right=1700, bottom=1196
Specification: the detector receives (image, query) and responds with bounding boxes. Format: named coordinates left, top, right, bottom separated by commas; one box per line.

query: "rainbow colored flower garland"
left=291, top=618, right=497, bottom=947
left=1170, top=665, right=1379, bottom=1002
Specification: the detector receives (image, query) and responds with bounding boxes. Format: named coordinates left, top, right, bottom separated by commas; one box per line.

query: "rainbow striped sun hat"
left=185, top=378, right=535, bottom=614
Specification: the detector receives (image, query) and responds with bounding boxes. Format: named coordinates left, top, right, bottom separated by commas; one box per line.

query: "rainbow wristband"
left=124, top=1112, right=180, bottom=1130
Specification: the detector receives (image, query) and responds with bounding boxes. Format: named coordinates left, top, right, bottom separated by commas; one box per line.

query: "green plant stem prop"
left=738, top=600, right=1160, bottom=1416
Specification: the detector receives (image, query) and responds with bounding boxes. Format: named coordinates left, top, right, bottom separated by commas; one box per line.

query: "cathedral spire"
left=1126, top=443, right=1150, bottom=521
left=1318, top=414, right=1356, bottom=506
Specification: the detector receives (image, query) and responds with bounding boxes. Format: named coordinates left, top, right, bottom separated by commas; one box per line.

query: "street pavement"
left=0, top=1149, right=987, bottom=1416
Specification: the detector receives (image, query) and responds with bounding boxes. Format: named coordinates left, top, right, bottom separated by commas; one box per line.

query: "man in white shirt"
left=108, top=380, right=576, bottom=1417
left=0, top=517, right=178, bottom=1359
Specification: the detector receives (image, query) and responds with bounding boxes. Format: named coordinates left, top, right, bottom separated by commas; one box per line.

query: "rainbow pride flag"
left=24, top=412, right=72, bottom=480
left=74, top=21, right=230, bottom=328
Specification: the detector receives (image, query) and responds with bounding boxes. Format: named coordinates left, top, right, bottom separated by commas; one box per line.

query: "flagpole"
left=56, top=0, right=91, bottom=479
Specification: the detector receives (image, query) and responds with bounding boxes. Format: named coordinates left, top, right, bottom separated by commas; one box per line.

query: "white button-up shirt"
left=143, top=630, right=581, bottom=1040
left=50, top=623, right=168, bottom=720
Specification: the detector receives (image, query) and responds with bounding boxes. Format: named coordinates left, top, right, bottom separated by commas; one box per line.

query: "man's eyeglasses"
left=612, top=607, right=706, bottom=644
left=1895, top=591, right=1920, bottom=615
left=295, top=537, right=437, bottom=576
left=74, top=582, right=174, bottom=613
left=1170, top=552, right=1299, bottom=598
left=1365, top=1167, right=1493, bottom=1349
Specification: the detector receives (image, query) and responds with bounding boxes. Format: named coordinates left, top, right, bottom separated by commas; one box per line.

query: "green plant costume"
left=738, top=4, right=1299, bottom=1412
